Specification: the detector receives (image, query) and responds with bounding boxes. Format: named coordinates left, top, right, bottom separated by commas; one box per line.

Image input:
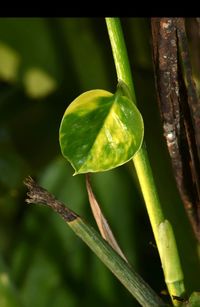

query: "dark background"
left=0, top=18, right=199, bottom=307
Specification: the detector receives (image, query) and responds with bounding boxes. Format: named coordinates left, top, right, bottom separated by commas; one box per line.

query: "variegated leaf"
left=59, top=88, right=144, bottom=174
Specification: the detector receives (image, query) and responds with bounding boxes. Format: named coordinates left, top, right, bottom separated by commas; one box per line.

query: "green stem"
left=71, top=218, right=167, bottom=307
left=106, top=17, right=185, bottom=305
left=106, top=18, right=136, bottom=103
left=24, top=176, right=168, bottom=307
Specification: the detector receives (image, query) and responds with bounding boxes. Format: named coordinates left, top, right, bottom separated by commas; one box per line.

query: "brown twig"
left=24, top=176, right=78, bottom=222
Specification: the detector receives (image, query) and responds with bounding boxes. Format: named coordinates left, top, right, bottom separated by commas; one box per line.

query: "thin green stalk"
left=106, top=17, right=185, bottom=304
left=24, top=176, right=168, bottom=307
left=71, top=218, right=166, bottom=307
left=105, top=18, right=136, bottom=103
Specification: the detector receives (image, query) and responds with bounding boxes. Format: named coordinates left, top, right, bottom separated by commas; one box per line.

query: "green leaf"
left=59, top=88, right=144, bottom=174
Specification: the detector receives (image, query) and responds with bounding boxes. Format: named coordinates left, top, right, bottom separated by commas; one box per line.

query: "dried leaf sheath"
left=86, top=174, right=128, bottom=262
left=151, top=18, right=200, bottom=242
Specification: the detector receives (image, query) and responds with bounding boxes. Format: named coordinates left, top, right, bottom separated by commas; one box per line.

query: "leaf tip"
left=73, top=170, right=79, bottom=176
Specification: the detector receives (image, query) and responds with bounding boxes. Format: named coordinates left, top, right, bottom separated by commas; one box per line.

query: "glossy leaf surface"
left=59, top=89, right=144, bottom=174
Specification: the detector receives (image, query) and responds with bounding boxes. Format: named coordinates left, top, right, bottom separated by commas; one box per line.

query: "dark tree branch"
left=151, top=18, right=200, bottom=242
left=177, top=19, right=200, bottom=165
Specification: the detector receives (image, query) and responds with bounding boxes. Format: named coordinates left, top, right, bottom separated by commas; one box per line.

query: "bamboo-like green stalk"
left=105, top=18, right=185, bottom=305
left=71, top=218, right=167, bottom=307
left=24, top=177, right=168, bottom=307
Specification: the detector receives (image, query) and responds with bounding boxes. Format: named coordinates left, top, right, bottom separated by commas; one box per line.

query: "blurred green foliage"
left=0, top=18, right=200, bottom=307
